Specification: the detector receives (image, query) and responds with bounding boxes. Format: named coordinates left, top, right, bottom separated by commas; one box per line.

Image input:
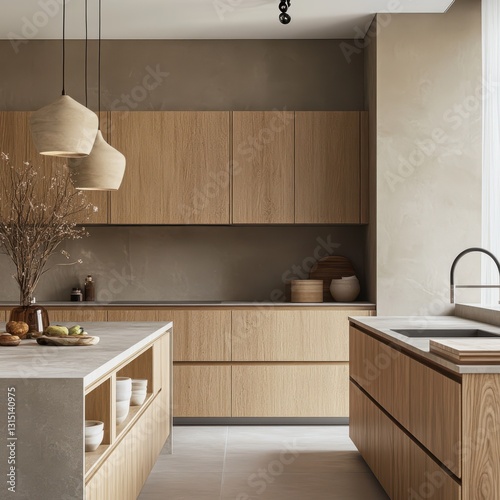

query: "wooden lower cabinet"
left=47, top=308, right=108, bottom=323
left=174, top=364, right=231, bottom=417
left=158, top=309, right=231, bottom=362
left=232, top=364, right=349, bottom=417
left=350, top=382, right=461, bottom=500
left=409, top=357, right=461, bottom=477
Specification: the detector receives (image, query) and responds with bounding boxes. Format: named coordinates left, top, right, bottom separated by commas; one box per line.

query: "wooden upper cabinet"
left=295, top=111, right=361, bottom=223
left=109, top=111, right=230, bottom=224
left=232, top=111, right=294, bottom=223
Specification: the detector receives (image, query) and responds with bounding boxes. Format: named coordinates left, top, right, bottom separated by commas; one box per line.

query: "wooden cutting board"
left=36, top=335, right=100, bottom=346
left=308, top=256, right=356, bottom=302
left=430, top=339, right=500, bottom=364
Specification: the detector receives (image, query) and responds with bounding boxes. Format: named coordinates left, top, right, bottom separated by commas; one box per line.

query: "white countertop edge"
left=349, top=315, right=500, bottom=374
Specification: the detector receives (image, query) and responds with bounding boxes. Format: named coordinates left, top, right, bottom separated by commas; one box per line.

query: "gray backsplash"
left=0, top=226, right=367, bottom=303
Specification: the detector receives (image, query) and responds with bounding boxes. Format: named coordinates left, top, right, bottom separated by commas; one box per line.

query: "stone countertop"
left=0, top=321, right=172, bottom=386
left=349, top=315, right=500, bottom=374
left=0, top=301, right=376, bottom=308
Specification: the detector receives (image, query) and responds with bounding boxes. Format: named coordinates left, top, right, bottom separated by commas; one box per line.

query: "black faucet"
left=450, top=247, right=500, bottom=304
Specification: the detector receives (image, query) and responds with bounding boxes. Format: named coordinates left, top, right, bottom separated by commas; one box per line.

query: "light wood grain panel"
left=107, top=309, right=158, bottom=321
left=85, top=377, right=113, bottom=445
left=0, top=309, right=7, bottom=322
left=110, top=111, right=230, bottom=224
left=409, top=357, right=461, bottom=478
left=158, top=309, right=231, bottom=361
left=232, top=111, right=294, bottom=223
left=46, top=308, right=108, bottom=323
left=174, top=364, right=231, bottom=417
left=117, top=346, right=154, bottom=398
left=409, top=436, right=462, bottom=500
left=295, top=111, right=361, bottom=223
left=232, top=364, right=349, bottom=417
left=462, top=374, right=500, bottom=500
left=233, top=309, right=372, bottom=362
left=360, top=111, right=369, bottom=224
left=0, top=111, right=29, bottom=164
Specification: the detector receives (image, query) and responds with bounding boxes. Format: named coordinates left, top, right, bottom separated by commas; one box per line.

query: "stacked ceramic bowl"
left=330, top=275, right=360, bottom=302
left=131, top=379, right=148, bottom=406
left=116, top=377, right=132, bottom=425
left=85, top=420, right=104, bottom=452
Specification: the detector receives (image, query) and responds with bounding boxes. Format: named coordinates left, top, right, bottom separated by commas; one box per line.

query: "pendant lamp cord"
left=97, top=0, right=102, bottom=130
left=84, top=0, right=88, bottom=107
left=62, top=0, right=66, bottom=95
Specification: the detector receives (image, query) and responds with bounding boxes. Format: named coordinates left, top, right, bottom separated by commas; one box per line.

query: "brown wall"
left=0, top=39, right=364, bottom=111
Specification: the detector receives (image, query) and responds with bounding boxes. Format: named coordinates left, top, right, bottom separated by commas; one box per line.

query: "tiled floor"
left=138, top=426, right=389, bottom=499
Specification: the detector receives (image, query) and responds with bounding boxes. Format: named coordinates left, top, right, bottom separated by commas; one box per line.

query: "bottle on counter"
left=71, top=287, right=83, bottom=302
left=84, top=275, right=95, bottom=302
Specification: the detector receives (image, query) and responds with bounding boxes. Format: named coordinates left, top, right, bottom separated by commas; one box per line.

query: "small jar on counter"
left=71, top=288, right=83, bottom=302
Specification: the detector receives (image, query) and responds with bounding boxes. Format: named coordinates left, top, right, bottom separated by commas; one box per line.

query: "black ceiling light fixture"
left=278, top=0, right=291, bottom=24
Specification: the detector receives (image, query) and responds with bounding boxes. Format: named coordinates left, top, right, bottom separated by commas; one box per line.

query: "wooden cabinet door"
left=295, top=111, right=361, bottom=223
left=174, top=365, right=231, bottom=417
left=409, top=358, right=462, bottom=478
left=109, top=111, right=230, bottom=224
left=232, top=111, right=294, bottom=223
left=0, top=111, right=30, bottom=165
left=157, top=309, right=231, bottom=362
left=232, top=364, right=349, bottom=417
left=233, top=309, right=372, bottom=362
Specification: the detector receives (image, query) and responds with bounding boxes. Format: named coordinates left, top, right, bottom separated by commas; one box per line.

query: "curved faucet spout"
left=450, top=247, right=500, bottom=304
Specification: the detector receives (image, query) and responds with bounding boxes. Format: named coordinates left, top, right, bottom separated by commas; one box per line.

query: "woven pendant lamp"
left=30, top=0, right=97, bottom=158
left=69, top=0, right=126, bottom=190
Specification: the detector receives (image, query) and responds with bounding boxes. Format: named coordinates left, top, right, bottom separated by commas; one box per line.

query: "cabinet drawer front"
left=233, top=309, right=371, bottom=362
left=158, top=310, right=231, bottom=362
left=232, top=364, right=348, bottom=417
left=409, top=358, right=461, bottom=478
left=174, top=364, right=231, bottom=417
left=409, top=436, right=462, bottom=500
left=107, top=309, right=158, bottom=322
left=350, top=326, right=410, bottom=427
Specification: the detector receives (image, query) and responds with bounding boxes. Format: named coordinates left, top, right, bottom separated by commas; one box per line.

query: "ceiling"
left=0, top=0, right=455, bottom=40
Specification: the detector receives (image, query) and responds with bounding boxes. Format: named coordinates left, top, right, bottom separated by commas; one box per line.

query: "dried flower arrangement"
left=0, top=152, right=97, bottom=307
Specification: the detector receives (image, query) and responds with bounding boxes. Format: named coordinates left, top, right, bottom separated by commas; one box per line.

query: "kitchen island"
left=349, top=315, right=500, bottom=500
left=0, top=321, right=173, bottom=500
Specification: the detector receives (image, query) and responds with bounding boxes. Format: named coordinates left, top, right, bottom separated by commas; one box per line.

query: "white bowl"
left=132, top=379, right=148, bottom=388
left=116, top=377, right=132, bottom=401
left=85, top=430, right=104, bottom=452
left=330, top=280, right=360, bottom=302
left=85, top=420, right=104, bottom=437
left=130, top=390, right=147, bottom=406
left=116, top=399, right=130, bottom=424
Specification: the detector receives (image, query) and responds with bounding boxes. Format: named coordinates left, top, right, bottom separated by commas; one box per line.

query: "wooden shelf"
left=116, top=393, right=155, bottom=438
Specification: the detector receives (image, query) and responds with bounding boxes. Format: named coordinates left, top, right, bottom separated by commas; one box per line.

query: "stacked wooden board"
left=430, top=338, right=500, bottom=364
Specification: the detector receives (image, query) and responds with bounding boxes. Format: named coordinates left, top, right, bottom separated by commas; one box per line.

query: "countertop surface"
left=349, top=315, right=500, bottom=374
left=0, top=321, right=172, bottom=385
left=0, top=301, right=376, bottom=308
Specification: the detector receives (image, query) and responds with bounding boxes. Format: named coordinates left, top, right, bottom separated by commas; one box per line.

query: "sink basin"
left=392, top=329, right=500, bottom=338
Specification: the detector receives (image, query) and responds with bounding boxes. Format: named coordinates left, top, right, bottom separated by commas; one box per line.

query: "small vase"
left=9, top=305, right=50, bottom=336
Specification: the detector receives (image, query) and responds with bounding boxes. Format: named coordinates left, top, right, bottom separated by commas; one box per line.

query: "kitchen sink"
left=392, top=328, right=500, bottom=338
